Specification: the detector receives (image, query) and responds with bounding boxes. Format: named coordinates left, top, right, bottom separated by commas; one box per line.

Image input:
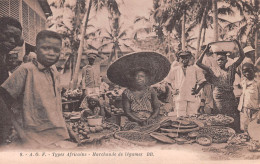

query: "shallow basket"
left=114, top=131, right=157, bottom=146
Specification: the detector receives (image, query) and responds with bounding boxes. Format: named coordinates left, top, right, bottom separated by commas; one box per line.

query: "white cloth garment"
left=238, top=79, right=260, bottom=111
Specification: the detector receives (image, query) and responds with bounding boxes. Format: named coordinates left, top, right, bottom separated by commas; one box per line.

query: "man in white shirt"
left=81, top=53, right=108, bottom=96
left=165, top=51, right=206, bottom=117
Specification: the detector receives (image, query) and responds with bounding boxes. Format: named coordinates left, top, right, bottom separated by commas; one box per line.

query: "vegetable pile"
left=68, top=120, right=117, bottom=140
left=197, top=114, right=234, bottom=126
left=115, top=131, right=155, bottom=142
left=198, top=126, right=235, bottom=143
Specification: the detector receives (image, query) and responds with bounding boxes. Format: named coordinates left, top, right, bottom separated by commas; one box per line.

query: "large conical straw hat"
left=107, top=51, right=171, bottom=88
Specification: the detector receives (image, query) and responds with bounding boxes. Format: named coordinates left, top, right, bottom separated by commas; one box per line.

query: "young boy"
left=0, top=30, right=79, bottom=148
left=238, top=62, right=260, bottom=132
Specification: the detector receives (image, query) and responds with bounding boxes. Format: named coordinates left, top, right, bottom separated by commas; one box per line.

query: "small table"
left=62, top=99, right=81, bottom=112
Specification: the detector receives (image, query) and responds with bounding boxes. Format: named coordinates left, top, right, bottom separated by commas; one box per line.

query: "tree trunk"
left=182, top=10, right=186, bottom=50
left=72, top=0, right=92, bottom=89
left=196, top=6, right=208, bottom=59
left=115, top=43, right=119, bottom=60
left=202, top=27, right=206, bottom=45
left=212, top=0, right=218, bottom=42
left=255, top=27, right=258, bottom=63
left=70, top=55, right=73, bottom=81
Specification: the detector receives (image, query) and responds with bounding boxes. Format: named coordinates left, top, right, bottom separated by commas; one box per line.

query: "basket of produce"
left=68, top=120, right=120, bottom=144
left=114, top=131, right=157, bottom=146
left=197, top=114, right=234, bottom=126
left=209, top=41, right=236, bottom=53
left=122, top=122, right=139, bottom=131
left=160, top=119, right=201, bottom=133
left=196, top=135, right=212, bottom=146
left=133, top=123, right=161, bottom=133
left=198, top=126, right=235, bottom=143
left=150, top=132, right=176, bottom=144
left=87, top=116, right=103, bottom=126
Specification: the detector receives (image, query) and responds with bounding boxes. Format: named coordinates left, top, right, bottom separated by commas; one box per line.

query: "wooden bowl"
left=87, top=116, right=103, bottom=126
left=196, top=135, right=212, bottom=146
left=188, top=131, right=199, bottom=138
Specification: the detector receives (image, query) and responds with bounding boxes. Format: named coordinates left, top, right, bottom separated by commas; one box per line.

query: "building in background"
left=0, top=0, right=52, bottom=60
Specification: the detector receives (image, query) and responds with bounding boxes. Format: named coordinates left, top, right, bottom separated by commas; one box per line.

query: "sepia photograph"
left=0, top=0, right=260, bottom=163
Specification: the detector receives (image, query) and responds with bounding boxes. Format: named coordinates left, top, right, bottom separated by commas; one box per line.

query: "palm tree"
left=48, top=2, right=101, bottom=80
left=192, top=0, right=236, bottom=57
left=99, top=16, right=133, bottom=63
left=51, top=0, right=121, bottom=88
left=223, top=0, right=259, bottom=62
left=133, top=0, right=196, bottom=54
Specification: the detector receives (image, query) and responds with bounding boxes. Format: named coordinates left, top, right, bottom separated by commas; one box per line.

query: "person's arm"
left=0, top=66, right=28, bottom=142
left=192, top=67, right=207, bottom=95
left=164, top=68, right=179, bottom=95
left=149, top=88, right=161, bottom=119
left=192, top=81, right=207, bottom=95
left=196, top=44, right=212, bottom=74
left=122, top=91, right=143, bottom=123
left=233, top=40, right=245, bottom=68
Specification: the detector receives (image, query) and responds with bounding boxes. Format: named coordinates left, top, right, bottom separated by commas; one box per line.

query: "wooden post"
left=212, top=0, right=218, bottom=42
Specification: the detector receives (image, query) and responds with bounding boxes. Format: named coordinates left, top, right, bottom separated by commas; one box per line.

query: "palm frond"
left=186, top=20, right=197, bottom=33
left=122, top=43, right=134, bottom=51
left=87, top=44, right=98, bottom=51
left=105, top=29, right=114, bottom=38
left=187, top=45, right=196, bottom=50
left=118, top=30, right=127, bottom=39
left=106, top=0, right=121, bottom=16
left=218, top=6, right=234, bottom=15
left=237, top=24, right=248, bottom=40
left=101, top=36, right=112, bottom=42
left=218, top=18, right=232, bottom=24
left=134, top=16, right=150, bottom=23
left=98, top=42, right=113, bottom=50
left=224, top=22, right=238, bottom=31
left=187, top=37, right=197, bottom=42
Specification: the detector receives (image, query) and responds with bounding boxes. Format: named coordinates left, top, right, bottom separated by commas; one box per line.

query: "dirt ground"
left=72, top=137, right=260, bottom=161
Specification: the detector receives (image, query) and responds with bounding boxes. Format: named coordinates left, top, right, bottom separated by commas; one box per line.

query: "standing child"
left=238, top=62, right=260, bottom=132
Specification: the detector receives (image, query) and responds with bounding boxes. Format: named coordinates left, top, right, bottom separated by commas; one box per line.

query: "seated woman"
left=107, top=52, right=171, bottom=126
left=122, top=68, right=161, bottom=125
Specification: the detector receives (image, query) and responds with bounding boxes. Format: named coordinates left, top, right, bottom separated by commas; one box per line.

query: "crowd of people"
left=0, top=16, right=259, bottom=149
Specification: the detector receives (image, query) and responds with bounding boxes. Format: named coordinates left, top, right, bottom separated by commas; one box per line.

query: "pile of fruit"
left=198, top=126, right=235, bottom=143
left=104, top=105, right=124, bottom=115
left=227, top=133, right=250, bottom=145
left=63, top=89, right=83, bottom=100
left=197, top=114, right=234, bottom=126
left=68, top=120, right=117, bottom=140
